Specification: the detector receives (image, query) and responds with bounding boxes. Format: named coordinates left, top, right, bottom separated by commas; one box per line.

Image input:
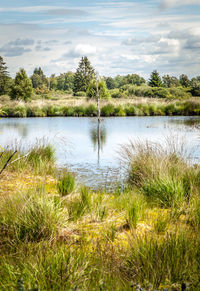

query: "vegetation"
left=0, top=55, right=200, bottom=104
left=0, top=98, right=199, bottom=117
left=10, top=68, right=33, bottom=101
left=0, top=139, right=200, bottom=290
left=73, top=56, right=95, bottom=93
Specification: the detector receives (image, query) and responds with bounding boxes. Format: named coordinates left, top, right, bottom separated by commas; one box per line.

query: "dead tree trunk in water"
left=96, top=74, right=101, bottom=164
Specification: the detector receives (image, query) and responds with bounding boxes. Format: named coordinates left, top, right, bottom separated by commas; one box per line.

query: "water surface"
left=0, top=116, right=199, bottom=189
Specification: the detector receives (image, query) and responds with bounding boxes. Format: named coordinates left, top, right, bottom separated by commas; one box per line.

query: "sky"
left=0, top=0, right=200, bottom=79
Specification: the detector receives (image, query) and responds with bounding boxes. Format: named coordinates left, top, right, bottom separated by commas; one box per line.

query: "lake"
left=0, top=116, right=199, bottom=189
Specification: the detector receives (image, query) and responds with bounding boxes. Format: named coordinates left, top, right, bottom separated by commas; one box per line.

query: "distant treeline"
left=0, top=55, right=200, bottom=101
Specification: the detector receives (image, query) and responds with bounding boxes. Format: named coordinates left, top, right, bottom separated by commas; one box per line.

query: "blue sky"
left=0, top=0, right=200, bottom=78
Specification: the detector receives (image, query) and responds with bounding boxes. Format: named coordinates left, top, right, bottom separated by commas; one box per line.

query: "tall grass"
left=0, top=144, right=55, bottom=175
left=0, top=99, right=199, bottom=117
left=57, top=172, right=75, bottom=196
left=119, top=232, right=200, bottom=289
left=0, top=189, right=66, bottom=245
left=121, top=139, right=200, bottom=208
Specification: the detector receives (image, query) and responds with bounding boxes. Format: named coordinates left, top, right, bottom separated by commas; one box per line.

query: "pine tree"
left=0, top=56, right=9, bottom=95
left=149, top=70, right=162, bottom=87
left=73, top=56, right=95, bottom=93
left=10, top=68, right=33, bottom=101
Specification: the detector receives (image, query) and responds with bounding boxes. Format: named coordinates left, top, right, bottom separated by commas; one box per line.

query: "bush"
left=152, top=87, right=171, bottom=98
left=110, top=88, right=121, bottom=98
left=169, top=87, right=190, bottom=99
left=57, top=172, right=75, bottom=196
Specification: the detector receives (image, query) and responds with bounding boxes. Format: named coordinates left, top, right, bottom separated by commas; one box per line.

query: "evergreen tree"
left=10, top=68, right=32, bottom=101
left=0, top=56, right=10, bottom=95
left=149, top=70, right=163, bottom=87
left=73, top=56, right=95, bottom=93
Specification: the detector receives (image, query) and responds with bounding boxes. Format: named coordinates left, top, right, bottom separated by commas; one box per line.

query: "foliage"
left=0, top=56, right=10, bottom=95
left=10, top=68, right=33, bottom=101
left=86, top=78, right=111, bottom=99
left=31, top=67, right=48, bottom=89
left=149, top=70, right=163, bottom=87
left=73, top=56, right=95, bottom=93
left=190, top=80, right=200, bottom=96
left=162, top=75, right=180, bottom=88
left=179, top=74, right=191, bottom=87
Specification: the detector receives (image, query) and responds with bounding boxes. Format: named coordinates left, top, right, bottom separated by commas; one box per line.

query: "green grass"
left=1, top=141, right=200, bottom=290
left=0, top=100, right=199, bottom=117
left=57, top=172, right=75, bottom=196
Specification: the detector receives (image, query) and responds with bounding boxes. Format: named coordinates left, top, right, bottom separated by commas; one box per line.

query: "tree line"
left=0, top=55, right=200, bottom=101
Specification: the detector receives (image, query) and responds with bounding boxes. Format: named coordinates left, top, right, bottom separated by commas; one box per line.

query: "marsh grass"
left=121, top=139, right=200, bottom=208
left=67, top=186, right=92, bottom=221
left=119, top=231, right=200, bottom=289
left=0, top=189, right=65, bottom=245
left=0, top=98, right=199, bottom=117
left=1, top=139, right=200, bottom=290
left=57, top=172, right=75, bottom=196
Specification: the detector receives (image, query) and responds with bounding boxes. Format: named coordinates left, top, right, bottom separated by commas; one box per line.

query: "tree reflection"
left=90, top=121, right=107, bottom=162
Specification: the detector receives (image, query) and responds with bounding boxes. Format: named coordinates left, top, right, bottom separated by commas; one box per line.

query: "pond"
left=0, top=116, right=199, bottom=189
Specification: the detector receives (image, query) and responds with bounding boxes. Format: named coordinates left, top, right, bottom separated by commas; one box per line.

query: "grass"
left=57, top=172, right=75, bottom=196
left=0, top=140, right=200, bottom=290
left=0, top=94, right=200, bottom=117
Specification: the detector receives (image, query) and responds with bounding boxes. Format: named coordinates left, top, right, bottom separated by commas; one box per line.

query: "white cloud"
left=160, top=0, right=200, bottom=9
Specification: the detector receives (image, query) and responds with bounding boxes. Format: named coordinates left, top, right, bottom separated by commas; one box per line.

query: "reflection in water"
left=0, top=122, right=28, bottom=137
left=170, top=117, right=200, bottom=129
left=90, top=121, right=107, bottom=154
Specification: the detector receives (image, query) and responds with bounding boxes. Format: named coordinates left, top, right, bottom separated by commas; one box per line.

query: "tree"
left=31, top=67, right=48, bottom=89
left=10, top=68, right=32, bottom=101
left=191, top=80, right=200, bottom=96
left=126, top=74, right=146, bottom=86
left=179, top=74, right=190, bottom=88
left=162, top=75, right=180, bottom=88
left=73, top=56, right=95, bottom=93
left=149, top=70, right=162, bottom=87
left=86, top=78, right=111, bottom=99
left=0, top=56, right=10, bottom=95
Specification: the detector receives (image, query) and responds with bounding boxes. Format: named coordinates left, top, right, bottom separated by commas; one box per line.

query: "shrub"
left=152, top=87, right=171, bottom=98
left=110, top=88, right=121, bottom=98
left=57, top=172, right=75, bottom=196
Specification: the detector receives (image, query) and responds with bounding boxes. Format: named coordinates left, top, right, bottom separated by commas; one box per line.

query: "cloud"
left=0, top=38, right=34, bottom=57
left=61, top=44, right=97, bottom=59
left=46, top=9, right=88, bottom=17
left=160, top=0, right=200, bottom=9
left=0, top=45, right=31, bottom=57
left=7, top=38, right=34, bottom=46
left=35, top=45, right=51, bottom=51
